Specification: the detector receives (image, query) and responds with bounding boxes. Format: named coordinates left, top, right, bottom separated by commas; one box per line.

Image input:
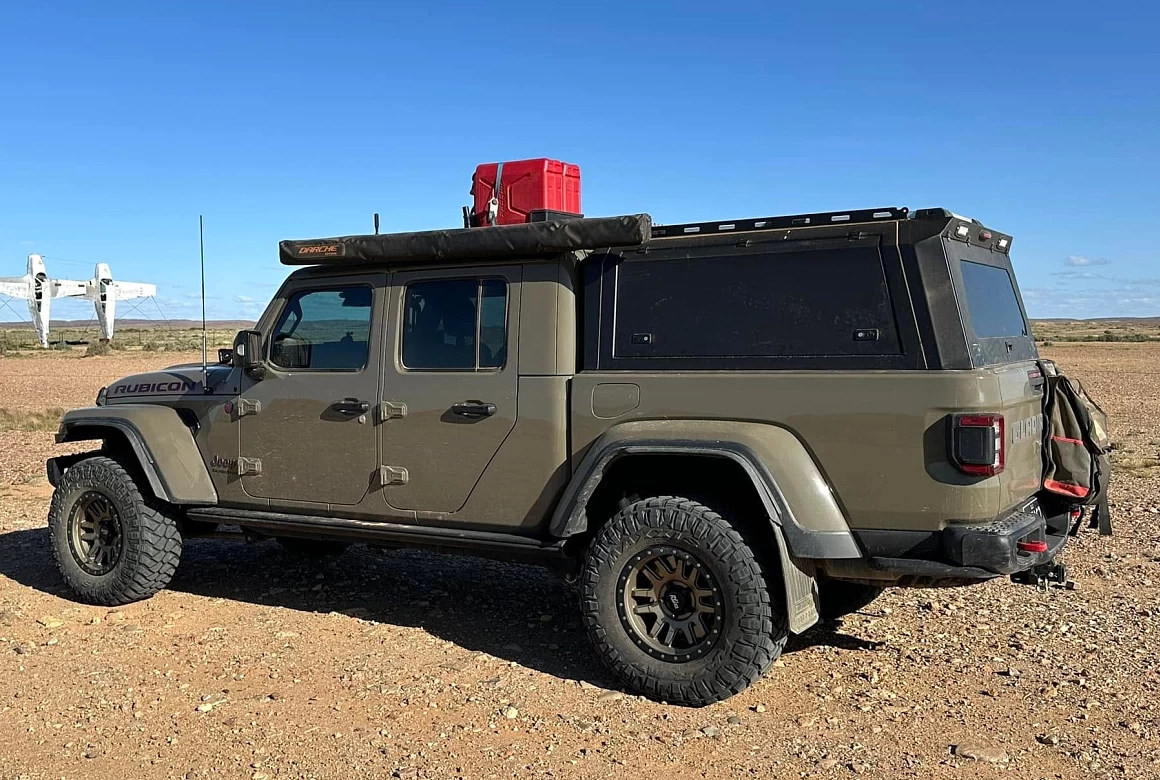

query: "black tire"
left=275, top=536, right=350, bottom=557
left=580, top=496, right=787, bottom=706
left=818, top=579, right=884, bottom=620
left=48, top=455, right=182, bottom=606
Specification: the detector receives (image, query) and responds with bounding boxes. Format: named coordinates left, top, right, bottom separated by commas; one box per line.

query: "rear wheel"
left=48, top=456, right=182, bottom=605
left=580, top=496, right=786, bottom=706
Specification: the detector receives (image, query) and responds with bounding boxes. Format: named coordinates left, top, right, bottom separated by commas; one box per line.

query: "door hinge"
left=377, top=401, right=408, bottom=422
left=237, top=457, right=262, bottom=476
left=236, top=398, right=261, bottom=418
left=378, top=465, right=409, bottom=486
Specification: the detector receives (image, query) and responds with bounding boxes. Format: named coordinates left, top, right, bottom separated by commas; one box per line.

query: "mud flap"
left=771, top=525, right=820, bottom=633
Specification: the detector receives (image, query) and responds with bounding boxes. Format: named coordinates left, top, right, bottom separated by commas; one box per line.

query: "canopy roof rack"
left=651, top=207, right=910, bottom=238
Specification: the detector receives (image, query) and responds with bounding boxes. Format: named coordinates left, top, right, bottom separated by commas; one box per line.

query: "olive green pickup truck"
left=47, top=206, right=1081, bottom=705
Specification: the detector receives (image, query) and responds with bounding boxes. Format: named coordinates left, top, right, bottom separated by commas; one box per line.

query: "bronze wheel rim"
left=617, top=546, right=723, bottom=662
left=68, top=491, right=124, bottom=576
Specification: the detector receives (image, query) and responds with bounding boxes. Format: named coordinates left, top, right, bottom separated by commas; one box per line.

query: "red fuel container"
left=470, top=158, right=581, bottom=226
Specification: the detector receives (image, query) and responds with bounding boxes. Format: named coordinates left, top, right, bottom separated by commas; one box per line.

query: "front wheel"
left=580, top=496, right=787, bottom=706
left=48, top=456, right=182, bottom=606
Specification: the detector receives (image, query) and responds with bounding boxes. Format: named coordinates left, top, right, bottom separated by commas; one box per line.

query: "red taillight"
left=1017, top=540, right=1048, bottom=554
left=951, top=413, right=1005, bottom=477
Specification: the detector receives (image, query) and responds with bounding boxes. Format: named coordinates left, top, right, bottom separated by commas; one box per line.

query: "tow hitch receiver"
left=1011, top=561, right=1074, bottom=590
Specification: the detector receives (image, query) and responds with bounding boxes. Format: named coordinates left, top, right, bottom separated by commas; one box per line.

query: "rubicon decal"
left=110, top=380, right=197, bottom=396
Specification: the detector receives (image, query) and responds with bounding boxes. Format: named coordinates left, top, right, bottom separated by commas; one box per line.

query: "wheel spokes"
left=70, top=491, right=123, bottom=575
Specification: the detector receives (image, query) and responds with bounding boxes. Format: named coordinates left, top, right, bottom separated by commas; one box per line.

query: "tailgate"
left=995, top=360, right=1046, bottom=511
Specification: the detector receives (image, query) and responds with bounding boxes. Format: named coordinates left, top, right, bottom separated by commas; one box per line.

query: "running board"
left=186, top=507, right=569, bottom=562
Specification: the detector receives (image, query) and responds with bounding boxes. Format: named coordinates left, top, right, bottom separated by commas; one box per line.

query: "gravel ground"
left=0, top=346, right=1157, bottom=780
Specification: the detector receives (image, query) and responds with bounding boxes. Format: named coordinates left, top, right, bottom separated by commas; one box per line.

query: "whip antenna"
left=199, top=215, right=208, bottom=392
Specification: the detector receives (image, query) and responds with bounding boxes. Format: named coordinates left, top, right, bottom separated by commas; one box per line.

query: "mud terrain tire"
left=48, top=455, right=182, bottom=606
left=580, top=496, right=787, bottom=706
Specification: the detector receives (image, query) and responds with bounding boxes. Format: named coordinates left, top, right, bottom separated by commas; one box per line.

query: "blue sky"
left=1, top=1, right=1157, bottom=322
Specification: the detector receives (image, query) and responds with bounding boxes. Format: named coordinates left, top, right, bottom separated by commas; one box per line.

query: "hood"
left=104, top=363, right=233, bottom=403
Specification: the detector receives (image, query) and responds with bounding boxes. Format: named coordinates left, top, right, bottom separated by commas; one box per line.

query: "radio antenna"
left=199, top=215, right=208, bottom=392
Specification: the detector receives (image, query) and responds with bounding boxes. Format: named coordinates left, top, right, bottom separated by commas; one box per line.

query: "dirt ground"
left=1, top=346, right=1157, bottom=780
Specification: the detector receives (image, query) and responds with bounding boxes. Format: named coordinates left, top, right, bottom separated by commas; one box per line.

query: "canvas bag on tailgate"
left=1040, top=360, right=1112, bottom=533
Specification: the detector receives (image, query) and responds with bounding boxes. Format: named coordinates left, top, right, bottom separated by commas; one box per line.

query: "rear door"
left=952, top=246, right=1045, bottom=509
left=379, top=265, right=521, bottom=514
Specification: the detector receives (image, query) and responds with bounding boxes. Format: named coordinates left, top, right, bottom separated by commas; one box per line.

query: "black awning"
left=279, top=214, right=652, bottom=266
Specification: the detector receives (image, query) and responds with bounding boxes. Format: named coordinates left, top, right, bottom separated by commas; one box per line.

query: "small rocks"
left=1037, top=734, right=1060, bottom=746
left=36, top=616, right=64, bottom=629
left=500, top=705, right=519, bottom=719
left=752, top=704, right=767, bottom=713
left=954, top=743, right=1009, bottom=764
left=596, top=691, right=623, bottom=703
left=700, top=726, right=721, bottom=738
left=195, top=695, right=227, bottom=713
left=726, top=715, right=743, bottom=726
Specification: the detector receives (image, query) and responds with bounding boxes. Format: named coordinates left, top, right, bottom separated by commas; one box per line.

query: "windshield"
left=959, top=259, right=1028, bottom=339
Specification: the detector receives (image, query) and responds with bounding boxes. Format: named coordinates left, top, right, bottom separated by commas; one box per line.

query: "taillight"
left=951, top=413, right=1005, bottom=477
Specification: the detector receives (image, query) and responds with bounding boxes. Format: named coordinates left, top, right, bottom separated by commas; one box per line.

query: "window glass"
left=613, top=246, right=900, bottom=359
left=479, top=279, right=508, bottom=368
left=959, top=260, right=1028, bottom=338
left=402, top=279, right=508, bottom=370
left=269, top=286, right=372, bottom=370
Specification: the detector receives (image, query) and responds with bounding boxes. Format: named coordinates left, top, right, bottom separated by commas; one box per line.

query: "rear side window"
left=959, top=260, right=1027, bottom=338
left=402, top=278, right=508, bottom=370
left=612, top=246, right=901, bottom=361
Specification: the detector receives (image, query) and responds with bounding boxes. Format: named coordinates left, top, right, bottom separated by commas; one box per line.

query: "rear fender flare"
left=551, top=422, right=861, bottom=561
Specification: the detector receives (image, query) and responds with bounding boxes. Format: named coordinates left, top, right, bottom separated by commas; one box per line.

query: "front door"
left=380, top=266, right=520, bottom=514
left=240, top=273, right=385, bottom=506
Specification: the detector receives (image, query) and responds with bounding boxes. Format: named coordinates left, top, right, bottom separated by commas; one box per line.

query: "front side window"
left=402, top=279, right=508, bottom=370
left=269, top=286, right=373, bottom=371
left=959, top=260, right=1028, bottom=339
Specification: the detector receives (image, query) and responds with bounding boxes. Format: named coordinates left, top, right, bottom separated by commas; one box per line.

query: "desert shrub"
left=84, top=341, right=112, bottom=357
left=0, top=407, right=66, bottom=432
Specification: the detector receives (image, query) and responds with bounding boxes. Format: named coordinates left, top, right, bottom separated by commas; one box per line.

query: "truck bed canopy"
left=279, top=214, right=652, bottom=266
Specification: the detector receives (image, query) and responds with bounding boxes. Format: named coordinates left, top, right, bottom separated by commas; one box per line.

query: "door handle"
left=451, top=400, right=497, bottom=419
left=332, top=398, right=370, bottom=415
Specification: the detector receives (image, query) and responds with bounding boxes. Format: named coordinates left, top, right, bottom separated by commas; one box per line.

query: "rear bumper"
left=940, top=499, right=1068, bottom=575
left=826, top=498, right=1069, bottom=583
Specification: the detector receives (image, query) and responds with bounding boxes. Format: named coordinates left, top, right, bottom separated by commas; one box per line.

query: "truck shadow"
left=0, top=527, right=883, bottom=691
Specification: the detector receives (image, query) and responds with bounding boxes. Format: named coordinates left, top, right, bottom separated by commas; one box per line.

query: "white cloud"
left=235, top=295, right=255, bottom=304
left=1065, top=256, right=1110, bottom=267
left=1055, top=270, right=1105, bottom=280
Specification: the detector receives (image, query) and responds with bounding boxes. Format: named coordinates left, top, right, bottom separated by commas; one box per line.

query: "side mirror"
left=233, top=329, right=266, bottom=381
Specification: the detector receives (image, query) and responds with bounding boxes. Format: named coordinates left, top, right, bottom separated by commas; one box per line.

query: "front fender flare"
left=551, top=421, right=861, bottom=560
left=53, top=405, right=218, bottom=506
